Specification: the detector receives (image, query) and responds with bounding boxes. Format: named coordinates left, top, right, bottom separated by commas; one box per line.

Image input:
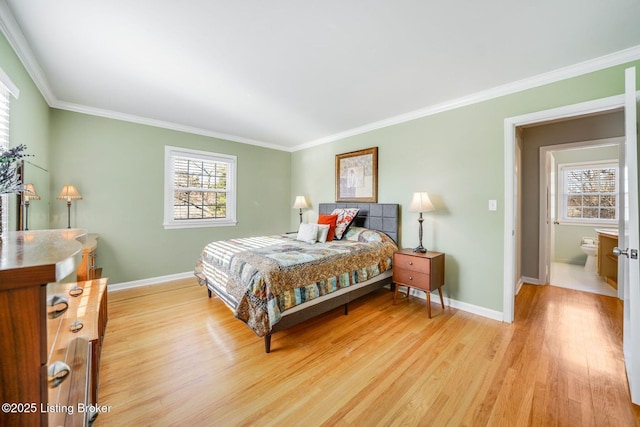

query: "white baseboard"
left=404, top=287, right=503, bottom=322
left=108, top=271, right=194, bottom=292
left=521, top=276, right=542, bottom=285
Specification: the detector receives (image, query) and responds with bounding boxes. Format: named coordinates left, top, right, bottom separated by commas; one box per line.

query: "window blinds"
left=563, top=165, right=618, bottom=221
left=0, top=83, right=9, bottom=235
left=172, top=156, right=230, bottom=221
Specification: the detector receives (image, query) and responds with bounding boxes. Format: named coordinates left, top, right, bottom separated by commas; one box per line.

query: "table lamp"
left=23, top=183, right=40, bottom=230
left=57, top=184, right=82, bottom=228
left=408, top=192, right=435, bottom=253
left=292, top=196, right=309, bottom=224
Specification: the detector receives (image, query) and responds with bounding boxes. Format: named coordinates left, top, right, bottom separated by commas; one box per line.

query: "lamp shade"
left=292, top=196, right=309, bottom=209
left=408, top=192, right=435, bottom=213
left=23, top=183, right=40, bottom=201
left=57, top=184, right=83, bottom=201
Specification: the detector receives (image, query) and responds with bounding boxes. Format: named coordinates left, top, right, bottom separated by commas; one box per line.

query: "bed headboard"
left=318, top=203, right=399, bottom=243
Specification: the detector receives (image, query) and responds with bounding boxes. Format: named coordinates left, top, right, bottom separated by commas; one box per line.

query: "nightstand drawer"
left=394, top=252, right=431, bottom=274
left=393, top=269, right=430, bottom=290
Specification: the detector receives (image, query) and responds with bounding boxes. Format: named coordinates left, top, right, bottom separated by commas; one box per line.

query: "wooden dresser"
left=0, top=229, right=108, bottom=426
left=77, top=234, right=101, bottom=282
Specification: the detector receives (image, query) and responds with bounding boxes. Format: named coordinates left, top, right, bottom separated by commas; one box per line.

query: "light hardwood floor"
left=94, top=279, right=640, bottom=426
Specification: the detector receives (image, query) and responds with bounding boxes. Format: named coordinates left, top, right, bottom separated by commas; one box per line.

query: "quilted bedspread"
left=194, top=227, right=397, bottom=336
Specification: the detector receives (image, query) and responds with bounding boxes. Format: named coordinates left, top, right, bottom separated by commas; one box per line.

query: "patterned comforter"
left=194, top=227, right=397, bottom=336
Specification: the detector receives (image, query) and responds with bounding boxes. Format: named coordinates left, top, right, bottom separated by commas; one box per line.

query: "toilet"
left=580, top=237, right=598, bottom=272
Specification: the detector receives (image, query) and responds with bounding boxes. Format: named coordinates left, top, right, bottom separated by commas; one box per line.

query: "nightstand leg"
left=438, top=287, right=445, bottom=310
left=393, top=285, right=398, bottom=304
left=427, top=291, right=432, bottom=318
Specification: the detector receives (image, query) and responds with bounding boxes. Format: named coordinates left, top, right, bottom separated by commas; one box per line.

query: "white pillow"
left=317, top=224, right=330, bottom=243
left=297, top=223, right=319, bottom=244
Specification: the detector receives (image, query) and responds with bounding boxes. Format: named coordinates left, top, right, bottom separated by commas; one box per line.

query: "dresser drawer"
left=393, top=269, right=431, bottom=290
left=48, top=337, right=90, bottom=427
left=394, top=252, right=431, bottom=274
left=46, top=278, right=108, bottom=424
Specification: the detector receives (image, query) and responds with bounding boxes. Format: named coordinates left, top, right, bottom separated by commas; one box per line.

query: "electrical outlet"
left=489, top=200, right=497, bottom=211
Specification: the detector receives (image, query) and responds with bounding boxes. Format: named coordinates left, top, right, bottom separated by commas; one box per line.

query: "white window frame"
left=557, top=159, right=619, bottom=225
left=0, top=68, right=18, bottom=236
left=163, top=145, right=237, bottom=229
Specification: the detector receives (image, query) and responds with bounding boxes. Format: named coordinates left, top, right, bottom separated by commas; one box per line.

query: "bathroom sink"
left=595, top=228, right=618, bottom=237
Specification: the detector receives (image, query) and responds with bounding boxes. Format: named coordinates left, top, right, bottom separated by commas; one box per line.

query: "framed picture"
left=335, top=147, right=378, bottom=202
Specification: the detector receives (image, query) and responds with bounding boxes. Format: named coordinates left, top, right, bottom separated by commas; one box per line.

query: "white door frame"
left=503, top=95, right=626, bottom=322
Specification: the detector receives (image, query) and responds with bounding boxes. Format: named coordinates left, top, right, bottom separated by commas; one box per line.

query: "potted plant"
left=0, top=144, right=28, bottom=241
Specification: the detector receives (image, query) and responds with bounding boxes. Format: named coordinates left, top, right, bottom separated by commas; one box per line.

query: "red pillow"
left=318, top=214, right=338, bottom=241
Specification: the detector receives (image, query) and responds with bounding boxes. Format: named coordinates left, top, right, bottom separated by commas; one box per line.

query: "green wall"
left=49, top=110, right=291, bottom=284
left=0, top=31, right=50, bottom=230
left=291, top=62, right=640, bottom=312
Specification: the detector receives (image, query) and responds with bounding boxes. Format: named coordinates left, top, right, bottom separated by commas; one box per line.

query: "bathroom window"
left=558, top=161, right=618, bottom=225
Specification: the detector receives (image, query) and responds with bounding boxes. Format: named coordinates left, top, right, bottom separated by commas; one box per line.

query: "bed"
left=194, top=203, right=399, bottom=352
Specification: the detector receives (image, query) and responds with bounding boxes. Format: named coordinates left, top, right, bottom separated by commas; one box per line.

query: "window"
left=0, top=80, right=12, bottom=235
left=558, top=161, right=618, bottom=224
left=164, top=146, right=236, bottom=229
left=0, top=67, right=18, bottom=234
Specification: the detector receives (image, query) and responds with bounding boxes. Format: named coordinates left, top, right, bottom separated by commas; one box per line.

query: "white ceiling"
left=2, top=0, right=640, bottom=151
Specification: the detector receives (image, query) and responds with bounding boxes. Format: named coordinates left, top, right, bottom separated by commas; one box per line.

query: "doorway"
left=503, top=95, right=627, bottom=323
left=505, top=69, right=640, bottom=405
left=540, top=138, right=623, bottom=298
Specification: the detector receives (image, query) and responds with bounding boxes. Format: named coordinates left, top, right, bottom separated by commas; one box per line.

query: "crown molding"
left=292, top=45, right=640, bottom=151
left=53, top=99, right=291, bottom=152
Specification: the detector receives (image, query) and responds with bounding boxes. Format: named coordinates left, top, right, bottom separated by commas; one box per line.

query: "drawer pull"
left=408, top=261, right=413, bottom=265
left=48, top=361, right=70, bottom=388
left=47, top=295, right=69, bottom=319
left=70, top=320, right=84, bottom=333
left=69, top=285, right=84, bottom=297
left=408, top=276, right=413, bottom=280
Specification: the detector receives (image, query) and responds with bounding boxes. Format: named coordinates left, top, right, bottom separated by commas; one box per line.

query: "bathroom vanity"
left=596, top=229, right=618, bottom=289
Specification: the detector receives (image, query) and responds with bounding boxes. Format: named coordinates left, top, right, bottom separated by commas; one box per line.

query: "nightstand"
left=393, top=249, right=445, bottom=318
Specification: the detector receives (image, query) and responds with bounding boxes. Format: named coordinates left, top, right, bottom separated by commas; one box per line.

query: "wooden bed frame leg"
left=344, top=303, right=349, bottom=315
left=265, top=334, right=272, bottom=353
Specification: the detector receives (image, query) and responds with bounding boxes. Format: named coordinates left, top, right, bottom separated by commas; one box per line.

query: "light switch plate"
left=489, top=200, right=497, bottom=211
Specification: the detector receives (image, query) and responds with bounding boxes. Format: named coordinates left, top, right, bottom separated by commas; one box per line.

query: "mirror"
left=11, top=160, right=49, bottom=230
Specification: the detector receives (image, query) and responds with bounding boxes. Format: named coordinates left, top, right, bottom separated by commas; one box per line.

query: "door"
left=620, top=66, right=640, bottom=404
left=544, top=149, right=553, bottom=285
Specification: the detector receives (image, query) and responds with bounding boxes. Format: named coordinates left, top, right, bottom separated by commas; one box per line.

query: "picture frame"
left=335, top=147, right=378, bottom=203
